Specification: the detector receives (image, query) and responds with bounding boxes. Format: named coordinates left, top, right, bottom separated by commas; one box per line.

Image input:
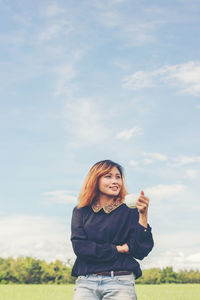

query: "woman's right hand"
left=116, top=243, right=129, bottom=253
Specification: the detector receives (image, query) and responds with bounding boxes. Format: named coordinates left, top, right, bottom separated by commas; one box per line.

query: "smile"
left=110, top=187, right=118, bottom=190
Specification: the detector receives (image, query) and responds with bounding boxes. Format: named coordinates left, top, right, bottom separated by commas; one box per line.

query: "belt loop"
left=111, top=271, right=114, bottom=278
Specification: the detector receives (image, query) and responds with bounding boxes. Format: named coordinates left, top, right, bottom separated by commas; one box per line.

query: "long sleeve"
left=126, top=213, right=154, bottom=260
left=71, top=207, right=118, bottom=263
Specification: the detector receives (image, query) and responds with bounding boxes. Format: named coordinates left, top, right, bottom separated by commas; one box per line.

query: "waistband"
left=92, top=271, right=132, bottom=277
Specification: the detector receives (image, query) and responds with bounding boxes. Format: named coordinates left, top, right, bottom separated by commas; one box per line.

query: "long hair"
left=77, top=160, right=127, bottom=208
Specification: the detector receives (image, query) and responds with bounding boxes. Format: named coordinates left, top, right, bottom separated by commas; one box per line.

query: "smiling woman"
left=98, top=167, right=122, bottom=198
left=76, top=160, right=127, bottom=209
left=70, top=160, right=154, bottom=300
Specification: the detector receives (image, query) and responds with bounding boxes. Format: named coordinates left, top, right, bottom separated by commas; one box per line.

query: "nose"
left=111, top=178, right=119, bottom=185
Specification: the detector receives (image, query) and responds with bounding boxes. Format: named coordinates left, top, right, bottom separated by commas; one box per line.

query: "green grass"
left=0, top=285, right=74, bottom=300
left=136, top=284, right=200, bottom=300
left=0, top=284, right=200, bottom=300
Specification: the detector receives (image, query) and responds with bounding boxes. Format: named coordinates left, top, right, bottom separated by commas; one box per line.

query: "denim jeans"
left=73, top=272, right=137, bottom=300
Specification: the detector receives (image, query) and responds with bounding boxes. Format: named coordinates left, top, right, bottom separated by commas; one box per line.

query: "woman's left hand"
left=136, top=190, right=149, bottom=228
left=136, top=190, right=149, bottom=216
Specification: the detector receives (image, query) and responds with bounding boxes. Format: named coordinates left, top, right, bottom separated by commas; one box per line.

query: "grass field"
left=0, top=284, right=200, bottom=300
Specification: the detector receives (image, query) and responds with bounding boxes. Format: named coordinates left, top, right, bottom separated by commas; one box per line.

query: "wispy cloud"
left=185, top=169, right=199, bottom=179
left=38, top=21, right=73, bottom=42
left=0, top=216, right=75, bottom=262
left=54, top=49, right=85, bottom=97
left=116, top=127, right=143, bottom=140
left=142, top=152, right=167, bottom=161
left=54, top=64, right=77, bottom=97
left=42, top=3, right=66, bottom=18
left=143, top=158, right=154, bottom=165
left=129, top=160, right=138, bottom=166
left=91, top=1, right=163, bottom=46
left=122, top=61, right=200, bottom=96
left=43, top=190, right=77, bottom=204
left=151, top=231, right=200, bottom=270
left=173, top=155, right=200, bottom=166
left=63, top=98, right=112, bottom=147
left=129, top=153, right=200, bottom=174
left=142, top=248, right=200, bottom=271
left=2, top=215, right=199, bottom=271
left=145, top=184, right=186, bottom=201
left=122, top=70, right=157, bottom=90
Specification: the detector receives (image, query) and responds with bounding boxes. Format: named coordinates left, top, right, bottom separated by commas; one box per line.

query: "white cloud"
left=174, top=155, right=200, bottom=165
left=185, top=169, right=199, bottom=179
left=54, top=49, right=85, bottom=97
left=54, top=64, right=77, bottom=97
left=109, top=0, right=126, bottom=4
left=116, top=127, right=143, bottom=140
left=142, top=250, right=200, bottom=271
left=43, top=190, right=78, bottom=204
left=39, top=24, right=60, bottom=41
left=44, top=3, right=66, bottom=17
left=165, top=62, right=200, bottom=95
left=154, top=232, right=198, bottom=252
left=38, top=22, right=72, bottom=41
left=122, top=70, right=157, bottom=90
left=92, top=0, right=126, bottom=9
left=141, top=152, right=167, bottom=165
left=91, top=1, right=162, bottom=46
left=196, top=105, right=200, bottom=109
left=142, top=152, right=167, bottom=161
left=129, top=160, right=138, bottom=166
left=122, top=61, right=200, bottom=95
left=145, top=184, right=186, bottom=201
left=143, top=158, right=154, bottom=165
left=1, top=216, right=199, bottom=271
left=0, top=216, right=75, bottom=262
left=129, top=153, right=200, bottom=169
left=141, top=231, right=200, bottom=271
left=187, top=252, right=200, bottom=263
left=63, top=98, right=112, bottom=146
left=129, top=152, right=200, bottom=172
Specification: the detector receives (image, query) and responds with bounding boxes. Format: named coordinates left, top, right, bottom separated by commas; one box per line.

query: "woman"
left=71, top=160, right=154, bottom=300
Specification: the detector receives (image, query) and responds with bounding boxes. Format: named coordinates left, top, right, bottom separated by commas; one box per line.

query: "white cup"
left=124, top=194, right=138, bottom=209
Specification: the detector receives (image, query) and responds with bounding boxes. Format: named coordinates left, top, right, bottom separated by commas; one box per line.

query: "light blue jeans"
left=73, top=272, right=137, bottom=300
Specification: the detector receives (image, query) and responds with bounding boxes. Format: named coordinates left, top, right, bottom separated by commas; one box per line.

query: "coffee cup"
left=124, top=194, right=138, bottom=209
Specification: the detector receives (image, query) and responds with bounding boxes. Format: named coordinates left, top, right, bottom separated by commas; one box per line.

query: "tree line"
left=0, top=257, right=74, bottom=284
left=0, top=257, right=200, bottom=284
left=137, top=266, right=200, bottom=284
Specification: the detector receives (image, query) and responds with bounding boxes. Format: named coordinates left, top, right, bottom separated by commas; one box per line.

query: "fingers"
left=122, top=243, right=129, bottom=253
left=137, top=191, right=149, bottom=214
left=138, top=194, right=149, bottom=206
left=117, top=243, right=129, bottom=253
left=137, top=199, right=148, bottom=209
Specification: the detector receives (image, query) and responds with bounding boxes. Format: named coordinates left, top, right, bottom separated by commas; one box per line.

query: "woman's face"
left=98, top=166, right=122, bottom=197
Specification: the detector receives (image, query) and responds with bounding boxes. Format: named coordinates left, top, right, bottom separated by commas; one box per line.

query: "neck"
left=97, top=194, right=115, bottom=207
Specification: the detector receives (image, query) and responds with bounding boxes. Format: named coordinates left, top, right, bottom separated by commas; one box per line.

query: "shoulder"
left=72, top=205, right=90, bottom=215
left=71, top=206, right=91, bottom=225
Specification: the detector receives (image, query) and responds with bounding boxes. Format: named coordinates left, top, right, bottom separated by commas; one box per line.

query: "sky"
left=0, top=0, right=200, bottom=272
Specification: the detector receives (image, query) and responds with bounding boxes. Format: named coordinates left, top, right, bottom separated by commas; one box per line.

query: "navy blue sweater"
left=71, top=203, right=154, bottom=279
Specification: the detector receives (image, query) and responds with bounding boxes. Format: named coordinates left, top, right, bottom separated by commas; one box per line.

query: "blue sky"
left=0, top=0, right=200, bottom=270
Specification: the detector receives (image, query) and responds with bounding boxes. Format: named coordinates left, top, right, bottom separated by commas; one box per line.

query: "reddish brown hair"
left=77, top=160, right=127, bottom=208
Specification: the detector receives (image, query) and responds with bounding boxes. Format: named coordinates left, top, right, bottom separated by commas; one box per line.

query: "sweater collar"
left=91, top=198, right=123, bottom=214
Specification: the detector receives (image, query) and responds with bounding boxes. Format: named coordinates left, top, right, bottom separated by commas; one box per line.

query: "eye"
left=105, top=175, right=111, bottom=178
